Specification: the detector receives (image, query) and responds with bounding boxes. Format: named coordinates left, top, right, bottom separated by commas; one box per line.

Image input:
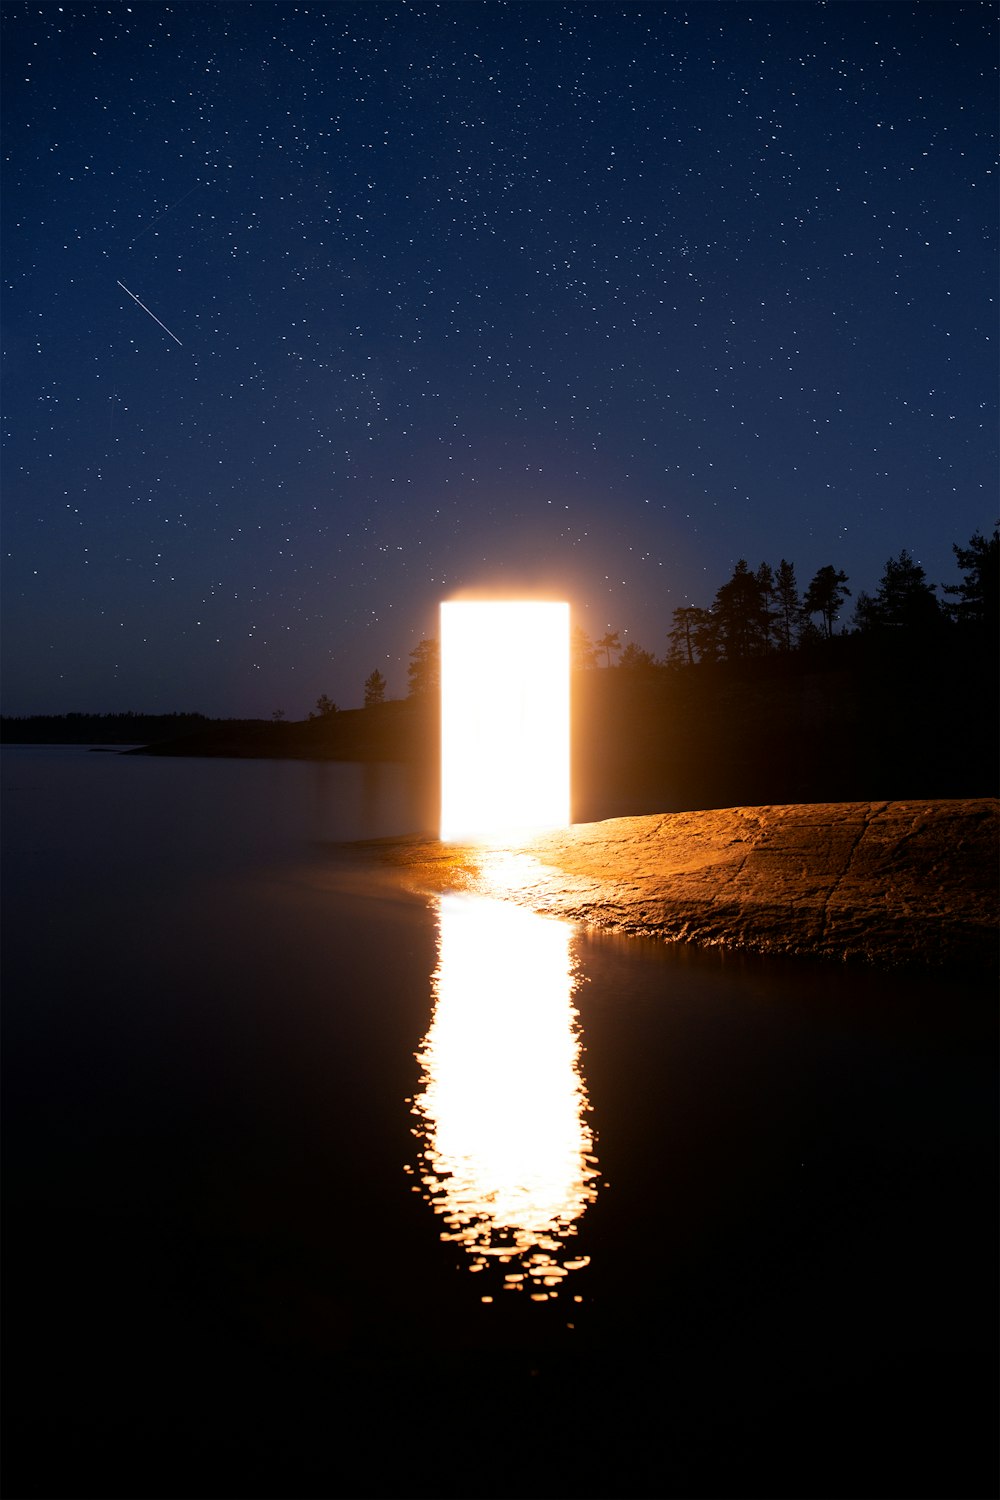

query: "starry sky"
left=2, top=1, right=996, bottom=717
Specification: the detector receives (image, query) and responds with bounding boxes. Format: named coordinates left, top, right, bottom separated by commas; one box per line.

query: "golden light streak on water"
left=409, top=893, right=598, bottom=1295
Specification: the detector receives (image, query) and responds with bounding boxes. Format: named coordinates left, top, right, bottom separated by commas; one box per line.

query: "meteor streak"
left=116, top=280, right=183, bottom=346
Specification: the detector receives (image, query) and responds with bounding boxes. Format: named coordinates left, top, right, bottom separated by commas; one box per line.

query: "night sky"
left=2, top=1, right=996, bottom=717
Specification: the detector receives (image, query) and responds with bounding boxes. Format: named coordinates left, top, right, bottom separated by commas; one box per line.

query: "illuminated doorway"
left=439, top=600, right=570, bottom=841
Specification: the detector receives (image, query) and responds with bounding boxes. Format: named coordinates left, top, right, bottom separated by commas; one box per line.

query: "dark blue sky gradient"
left=2, top=1, right=996, bottom=716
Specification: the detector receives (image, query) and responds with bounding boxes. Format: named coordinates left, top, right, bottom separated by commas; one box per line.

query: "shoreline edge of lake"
left=349, top=798, right=999, bottom=975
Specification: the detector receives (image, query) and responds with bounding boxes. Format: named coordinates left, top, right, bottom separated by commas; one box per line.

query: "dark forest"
left=4, top=529, right=996, bottom=816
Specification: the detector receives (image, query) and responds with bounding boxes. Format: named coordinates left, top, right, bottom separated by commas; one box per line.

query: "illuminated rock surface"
left=367, top=799, right=999, bottom=973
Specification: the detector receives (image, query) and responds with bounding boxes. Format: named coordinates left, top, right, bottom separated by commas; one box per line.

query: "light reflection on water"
left=409, top=892, right=599, bottom=1298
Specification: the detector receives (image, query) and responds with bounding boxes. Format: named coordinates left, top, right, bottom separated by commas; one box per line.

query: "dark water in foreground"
left=2, top=748, right=996, bottom=1499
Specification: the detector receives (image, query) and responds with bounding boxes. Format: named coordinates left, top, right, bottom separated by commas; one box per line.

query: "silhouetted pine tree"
left=872, top=549, right=942, bottom=632
left=571, top=625, right=599, bottom=670
left=713, top=559, right=768, bottom=659
left=773, top=560, right=803, bottom=651
left=944, top=526, right=999, bottom=636
left=596, top=629, right=621, bottom=667
left=803, top=565, right=851, bottom=638
left=406, top=639, right=440, bottom=698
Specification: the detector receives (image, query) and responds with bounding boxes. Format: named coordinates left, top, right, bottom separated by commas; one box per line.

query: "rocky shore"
left=360, top=798, right=999, bottom=974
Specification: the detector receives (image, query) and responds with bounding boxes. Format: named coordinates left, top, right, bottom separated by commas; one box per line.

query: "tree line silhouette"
left=308, top=526, right=994, bottom=722
left=560, top=527, right=998, bottom=813
left=0, top=710, right=210, bottom=744
left=570, top=528, right=997, bottom=673
left=232, top=525, right=999, bottom=724
left=4, top=528, right=994, bottom=810
left=300, top=636, right=440, bottom=721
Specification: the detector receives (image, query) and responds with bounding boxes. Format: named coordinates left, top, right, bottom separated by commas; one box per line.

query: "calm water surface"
left=3, top=747, right=996, bottom=1498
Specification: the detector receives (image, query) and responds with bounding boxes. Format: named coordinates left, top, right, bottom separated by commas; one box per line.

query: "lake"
left=2, top=747, right=996, bottom=1499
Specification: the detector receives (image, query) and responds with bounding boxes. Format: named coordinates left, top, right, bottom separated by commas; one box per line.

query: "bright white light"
left=411, top=893, right=598, bottom=1287
left=440, top=600, right=570, bottom=841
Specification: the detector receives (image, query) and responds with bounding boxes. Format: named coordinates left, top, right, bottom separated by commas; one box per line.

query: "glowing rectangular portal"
left=440, top=601, right=570, bottom=841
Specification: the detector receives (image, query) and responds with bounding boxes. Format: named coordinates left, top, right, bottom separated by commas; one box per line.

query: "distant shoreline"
left=4, top=645, right=997, bottom=813
left=0, top=701, right=435, bottom=762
